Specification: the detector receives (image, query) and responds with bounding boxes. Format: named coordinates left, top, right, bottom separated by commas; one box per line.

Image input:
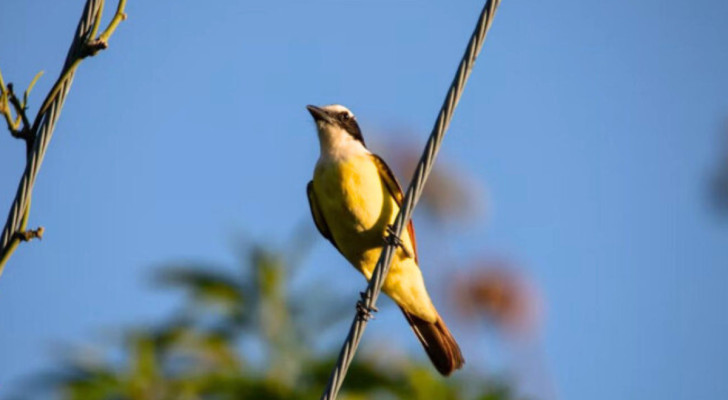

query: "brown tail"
left=401, top=307, right=465, bottom=376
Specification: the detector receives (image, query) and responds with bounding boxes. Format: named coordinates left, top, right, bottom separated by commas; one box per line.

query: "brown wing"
left=371, top=154, right=419, bottom=264
left=306, top=181, right=343, bottom=254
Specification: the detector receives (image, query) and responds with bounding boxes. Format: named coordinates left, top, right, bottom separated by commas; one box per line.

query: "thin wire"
left=0, top=0, right=104, bottom=276
left=320, top=1, right=502, bottom=399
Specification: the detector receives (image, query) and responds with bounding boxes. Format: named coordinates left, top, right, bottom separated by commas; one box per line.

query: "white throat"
left=316, top=123, right=370, bottom=162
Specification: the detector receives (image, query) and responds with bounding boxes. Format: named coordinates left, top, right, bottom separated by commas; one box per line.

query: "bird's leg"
left=356, top=291, right=378, bottom=321
left=385, top=224, right=413, bottom=259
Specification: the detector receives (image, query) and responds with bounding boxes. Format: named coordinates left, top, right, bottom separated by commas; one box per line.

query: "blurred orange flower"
left=451, top=259, right=543, bottom=338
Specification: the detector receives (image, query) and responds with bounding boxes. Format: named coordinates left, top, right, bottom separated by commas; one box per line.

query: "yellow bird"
left=305, top=104, right=464, bottom=376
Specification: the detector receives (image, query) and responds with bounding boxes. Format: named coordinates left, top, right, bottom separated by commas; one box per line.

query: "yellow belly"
left=313, top=155, right=436, bottom=321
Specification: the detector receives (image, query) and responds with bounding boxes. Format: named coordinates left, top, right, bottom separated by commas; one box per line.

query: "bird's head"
left=307, top=104, right=366, bottom=150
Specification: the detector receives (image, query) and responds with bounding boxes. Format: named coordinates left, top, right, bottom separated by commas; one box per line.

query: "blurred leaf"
left=156, top=265, right=244, bottom=307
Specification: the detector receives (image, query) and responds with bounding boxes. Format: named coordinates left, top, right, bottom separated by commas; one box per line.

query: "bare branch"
left=0, top=0, right=127, bottom=277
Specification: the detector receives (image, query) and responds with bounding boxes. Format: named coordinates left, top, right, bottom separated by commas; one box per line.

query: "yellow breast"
left=312, top=154, right=435, bottom=321
left=313, top=155, right=397, bottom=268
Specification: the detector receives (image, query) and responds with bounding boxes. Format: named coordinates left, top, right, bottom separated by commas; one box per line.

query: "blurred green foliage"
left=14, top=235, right=522, bottom=400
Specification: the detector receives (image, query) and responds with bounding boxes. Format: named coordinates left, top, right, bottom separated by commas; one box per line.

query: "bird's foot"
left=356, top=291, right=378, bottom=321
left=385, top=225, right=413, bottom=259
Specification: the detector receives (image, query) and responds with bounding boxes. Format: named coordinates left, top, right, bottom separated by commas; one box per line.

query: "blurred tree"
left=12, top=232, right=523, bottom=400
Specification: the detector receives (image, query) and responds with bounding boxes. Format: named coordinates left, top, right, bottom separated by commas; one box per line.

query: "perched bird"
left=305, top=104, right=464, bottom=376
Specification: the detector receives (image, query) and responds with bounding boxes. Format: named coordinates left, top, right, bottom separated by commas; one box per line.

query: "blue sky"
left=1, top=1, right=727, bottom=399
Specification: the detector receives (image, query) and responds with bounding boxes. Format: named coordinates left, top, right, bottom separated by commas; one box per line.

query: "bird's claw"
left=385, top=225, right=403, bottom=247
left=385, top=225, right=413, bottom=259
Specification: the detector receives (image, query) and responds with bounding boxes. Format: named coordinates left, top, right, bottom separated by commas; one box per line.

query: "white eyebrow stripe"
left=322, top=104, right=353, bottom=115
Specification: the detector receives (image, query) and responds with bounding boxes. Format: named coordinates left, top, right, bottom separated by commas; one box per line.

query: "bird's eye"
left=340, top=113, right=351, bottom=121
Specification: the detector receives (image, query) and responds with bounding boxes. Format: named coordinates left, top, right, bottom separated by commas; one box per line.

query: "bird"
left=305, top=104, right=464, bottom=376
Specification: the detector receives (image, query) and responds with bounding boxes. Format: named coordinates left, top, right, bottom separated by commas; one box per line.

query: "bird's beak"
left=307, top=105, right=333, bottom=124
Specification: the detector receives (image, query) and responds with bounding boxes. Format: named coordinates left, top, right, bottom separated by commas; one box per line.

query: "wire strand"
left=319, top=1, right=502, bottom=399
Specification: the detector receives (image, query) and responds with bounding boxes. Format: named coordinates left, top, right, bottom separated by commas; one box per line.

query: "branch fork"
left=4, top=83, right=34, bottom=153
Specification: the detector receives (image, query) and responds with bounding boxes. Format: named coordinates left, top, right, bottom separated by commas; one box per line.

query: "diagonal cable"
left=320, top=1, right=502, bottom=399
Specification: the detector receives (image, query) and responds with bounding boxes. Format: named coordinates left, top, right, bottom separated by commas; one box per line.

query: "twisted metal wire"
left=0, top=0, right=105, bottom=276
left=320, top=1, right=502, bottom=399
